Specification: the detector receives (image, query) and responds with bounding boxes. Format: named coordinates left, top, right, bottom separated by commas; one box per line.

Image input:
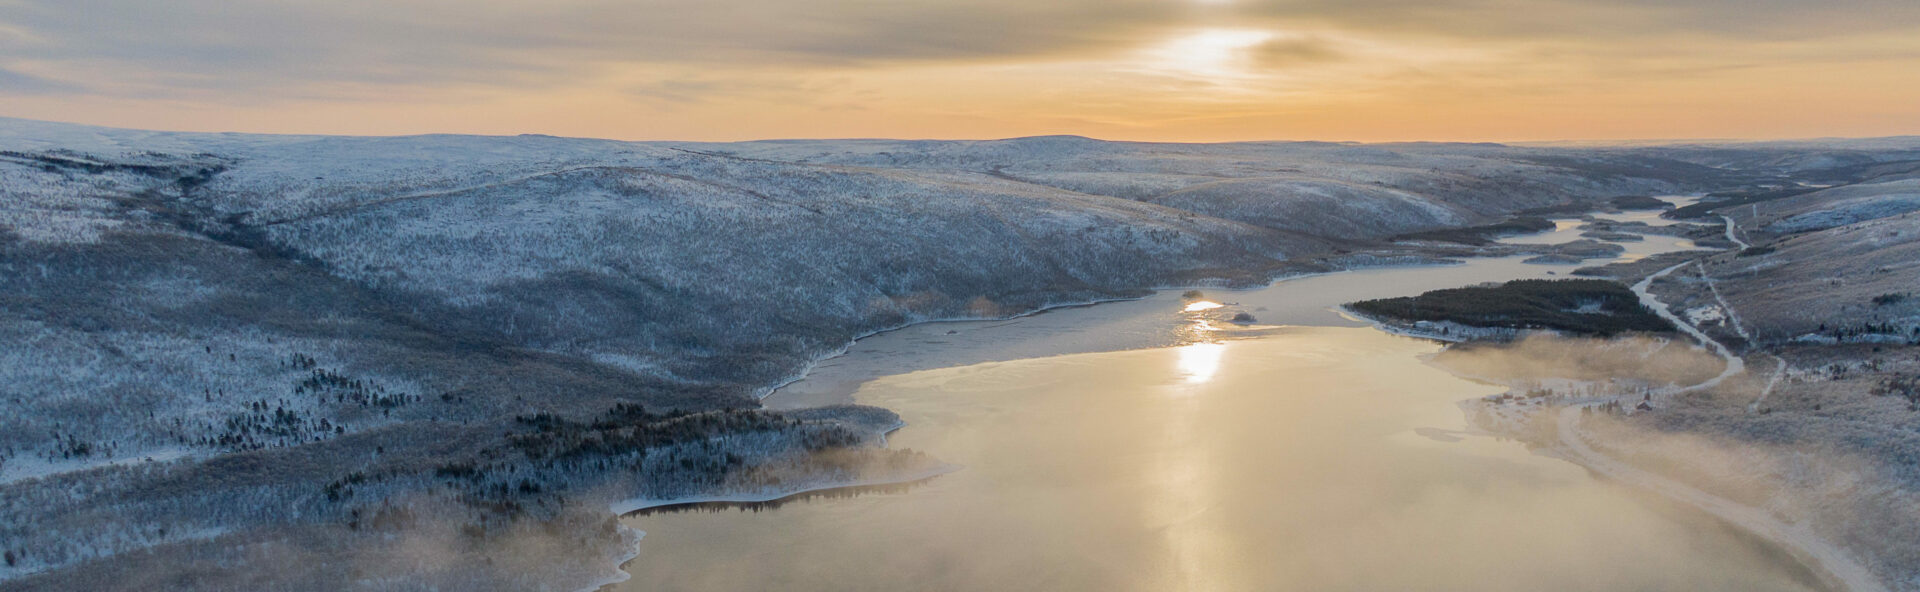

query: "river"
left=612, top=200, right=1829, bottom=591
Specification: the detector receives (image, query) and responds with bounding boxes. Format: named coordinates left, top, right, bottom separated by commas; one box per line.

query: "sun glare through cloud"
left=3, top=4, right=1920, bottom=589
left=2, top=0, right=1917, bottom=140
left=1139, top=28, right=1276, bottom=85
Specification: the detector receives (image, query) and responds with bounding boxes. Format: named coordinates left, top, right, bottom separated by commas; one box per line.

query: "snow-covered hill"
left=0, top=117, right=1888, bottom=590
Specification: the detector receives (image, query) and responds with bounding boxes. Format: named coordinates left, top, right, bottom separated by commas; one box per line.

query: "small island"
left=1347, top=279, right=1674, bottom=338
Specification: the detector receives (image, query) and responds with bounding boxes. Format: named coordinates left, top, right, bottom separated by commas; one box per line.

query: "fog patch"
left=1430, top=333, right=1725, bottom=390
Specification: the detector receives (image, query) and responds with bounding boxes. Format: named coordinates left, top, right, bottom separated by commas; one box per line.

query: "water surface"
left=618, top=197, right=1816, bottom=591
left=622, top=327, right=1819, bottom=591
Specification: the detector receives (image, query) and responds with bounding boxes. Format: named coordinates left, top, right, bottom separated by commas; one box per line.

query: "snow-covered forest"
left=4, top=116, right=1919, bottom=590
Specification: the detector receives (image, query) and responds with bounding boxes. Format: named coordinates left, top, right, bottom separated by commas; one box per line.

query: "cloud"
left=3, top=0, right=1916, bottom=103
left=1251, top=36, right=1344, bottom=67
left=626, top=74, right=864, bottom=107
left=0, top=0, right=1179, bottom=98
left=0, top=67, right=84, bottom=95
left=1243, top=0, right=1920, bottom=41
left=1, top=0, right=1917, bottom=140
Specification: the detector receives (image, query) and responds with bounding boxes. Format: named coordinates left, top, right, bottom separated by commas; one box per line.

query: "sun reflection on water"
left=1177, top=342, right=1226, bottom=383
left=1183, top=300, right=1224, bottom=312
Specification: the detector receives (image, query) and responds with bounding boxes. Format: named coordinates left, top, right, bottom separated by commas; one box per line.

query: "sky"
left=1, top=0, right=1918, bottom=142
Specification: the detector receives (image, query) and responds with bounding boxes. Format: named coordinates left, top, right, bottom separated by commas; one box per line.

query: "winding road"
left=1556, top=214, right=1886, bottom=592
left=1630, top=260, right=1744, bottom=392
left=1721, top=214, right=1752, bottom=249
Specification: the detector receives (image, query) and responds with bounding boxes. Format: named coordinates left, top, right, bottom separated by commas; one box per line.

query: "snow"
left=1769, top=193, right=1920, bottom=233
left=607, top=463, right=959, bottom=516
left=0, top=321, right=417, bottom=480
left=1147, top=176, right=1471, bottom=238
left=1457, top=218, right=1891, bottom=592
left=1684, top=305, right=1728, bottom=325
left=3, top=116, right=1909, bottom=588
left=0, top=447, right=194, bottom=486
left=569, top=525, right=645, bottom=592
left=1633, top=263, right=1744, bottom=393
left=0, top=161, right=142, bottom=244
left=1556, top=407, right=1889, bottom=592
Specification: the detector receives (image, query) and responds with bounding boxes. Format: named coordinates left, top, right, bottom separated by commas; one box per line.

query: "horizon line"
left=4, top=114, right=1918, bottom=148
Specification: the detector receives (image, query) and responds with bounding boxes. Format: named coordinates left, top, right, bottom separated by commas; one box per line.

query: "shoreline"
left=756, top=260, right=1376, bottom=404
left=591, top=465, right=962, bottom=590
left=611, top=465, right=959, bottom=517
left=1551, top=408, right=1887, bottom=592
left=760, top=261, right=1459, bottom=409
left=755, top=293, right=1157, bottom=401
left=576, top=525, right=645, bottom=592
left=1536, top=224, right=1879, bottom=591
left=634, top=198, right=1891, bottom=592
left=1427, top=213, right=1888, bottom=592
left=609, top=464, right=963, bottom=516
left=1335, top=305, right=1522, bottom=344
left=610, top=270, right=1342, bottom=590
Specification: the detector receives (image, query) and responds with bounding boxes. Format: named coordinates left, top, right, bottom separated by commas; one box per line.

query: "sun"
left=1144, top=28, right=1276, bottom=81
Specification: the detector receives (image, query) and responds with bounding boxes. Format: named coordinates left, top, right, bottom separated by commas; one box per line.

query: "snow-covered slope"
left=1706, top=212, right=1920, bottom=341
left=1759, top=179, right=1920, bottom=233
left=1145, top=176, right=1470, bottom=238
left=1678, top=177, right=1920, bottom=341
left=0, top=117, right=1826, bottom=589
left=677, top=136, right=1701, bottom=217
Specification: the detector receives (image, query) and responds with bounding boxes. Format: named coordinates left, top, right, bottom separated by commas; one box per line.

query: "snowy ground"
left=1453, top=192, right=1920, bottom=591
left=4, top=116, right=1919, bottom=590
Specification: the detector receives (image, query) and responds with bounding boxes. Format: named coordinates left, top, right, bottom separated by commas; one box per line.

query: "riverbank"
left=1432, top=215, right=1894, bottom=592
left=609, top=463, right=961, bottom=516
left=586, top=463, right=962, bottom=592
left=594, top=196, right=1862, bottom=591
left=621, top=318, right=1830, bottom=592
left=1555, top=408, right=1887, bottom=592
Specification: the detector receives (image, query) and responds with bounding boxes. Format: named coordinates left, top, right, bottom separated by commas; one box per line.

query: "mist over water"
left=618, top=197, right=1828, bottom=590
left=620, top=326, right=1823, bottom=591
left=1432, top=334, right=1728, bottom=388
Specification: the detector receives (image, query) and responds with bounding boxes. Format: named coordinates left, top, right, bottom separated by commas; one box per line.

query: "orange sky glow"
left=3, top=0, right=1918, bottom=142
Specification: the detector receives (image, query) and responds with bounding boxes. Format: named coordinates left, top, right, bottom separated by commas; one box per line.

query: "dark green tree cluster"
left=1350, top=279, right=1673, bottom=336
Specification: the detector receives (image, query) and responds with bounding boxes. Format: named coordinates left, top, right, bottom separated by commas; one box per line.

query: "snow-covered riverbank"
left=620, top=196, right=1871, bottom=592
left=1555, top=407, right=1886, bottom=592
left=619, top=246, right=1837, bottom=592
left=1451, top=213, right=1891, bottom=592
